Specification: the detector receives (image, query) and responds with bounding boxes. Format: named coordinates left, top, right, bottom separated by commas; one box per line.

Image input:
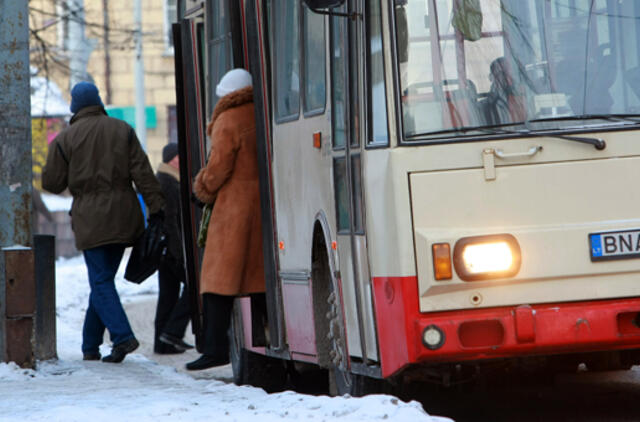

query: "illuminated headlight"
left=422, top=325, right=445, bottom=350
left=453, top=234, right=521, bottom=281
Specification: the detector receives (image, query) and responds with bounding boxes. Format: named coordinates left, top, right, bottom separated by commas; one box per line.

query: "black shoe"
left=185, top=354, right=229, bottom=371
left=83, top=352, right=101, bottom=361
left=102, top=338, right=139, bottom=363
left=159, top=333, right=194, bottom=351
left=154, top=342, right=186, bottom=355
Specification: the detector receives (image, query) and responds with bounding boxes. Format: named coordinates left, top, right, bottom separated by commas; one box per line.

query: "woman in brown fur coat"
left=187, top=68, right=265, bottom=370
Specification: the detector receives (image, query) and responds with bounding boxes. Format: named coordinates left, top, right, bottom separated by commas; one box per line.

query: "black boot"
left=83, top=352, right=101, bottom=361
left=159, top=333, right=194, bottom=351
left=102, top=338, right=139, bottom=363
left=185, top=354, right=229, bottom=371
left=154, top=342, right=185, bottom=355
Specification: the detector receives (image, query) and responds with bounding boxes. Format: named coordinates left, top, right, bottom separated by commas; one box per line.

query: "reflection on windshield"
left=396, top=0, right=640, bottom=140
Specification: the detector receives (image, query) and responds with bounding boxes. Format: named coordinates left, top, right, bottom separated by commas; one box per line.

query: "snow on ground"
left=40, top=193, right=73, bottom=213
left=0, top=255, right=452, bottom=422
left=31, top=72, right=70, bottom=118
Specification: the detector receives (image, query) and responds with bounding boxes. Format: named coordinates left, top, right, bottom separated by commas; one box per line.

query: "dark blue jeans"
left=82, top=244, right=135, bottom=354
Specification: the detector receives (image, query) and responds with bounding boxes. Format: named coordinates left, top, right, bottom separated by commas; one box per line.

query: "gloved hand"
left=145, top=211, right=166, bottom=257
left=148, top=210, right=164, bottom=226
left=191, top=192, right=205, bottom=209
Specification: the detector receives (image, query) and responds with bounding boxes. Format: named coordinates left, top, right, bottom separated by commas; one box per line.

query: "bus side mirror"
left=303, top=0, right=345, bottom=10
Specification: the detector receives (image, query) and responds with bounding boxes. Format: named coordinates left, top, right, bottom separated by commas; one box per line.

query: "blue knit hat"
left=162, top=142, right=179, bottom=163
left=70, top=82, right=104, bottom=114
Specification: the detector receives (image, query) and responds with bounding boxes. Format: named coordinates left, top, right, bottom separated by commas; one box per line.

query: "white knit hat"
left=216, top=68, right=253, bottom=97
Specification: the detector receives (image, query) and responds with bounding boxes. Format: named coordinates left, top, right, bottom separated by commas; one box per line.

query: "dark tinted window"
left=330, top=12, right=347, bottom=148
left=303, top=5, right=327, bottom=115
left=333, top=157, right=349, bottom=232
left=367, top=0, right=389, bottom=145
left=274, top=2, right=301, bottom=122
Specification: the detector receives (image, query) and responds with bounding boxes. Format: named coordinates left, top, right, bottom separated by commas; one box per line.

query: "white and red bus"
left=174, top=0, right=640, bottom=395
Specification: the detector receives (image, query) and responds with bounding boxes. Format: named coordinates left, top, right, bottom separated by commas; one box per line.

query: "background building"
left=29, top=0, right=178, bottom=168
left=29, top=0, right=178, bottom=257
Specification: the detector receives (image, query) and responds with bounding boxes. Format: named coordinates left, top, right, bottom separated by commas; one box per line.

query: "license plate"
left=590, top=229, right=640, bottom=261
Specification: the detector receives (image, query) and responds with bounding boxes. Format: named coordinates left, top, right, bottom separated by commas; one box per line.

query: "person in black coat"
left=154, top=143, right=193, bottom=354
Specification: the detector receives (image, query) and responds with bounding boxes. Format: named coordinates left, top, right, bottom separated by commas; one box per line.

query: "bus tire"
left=330, top=368, right=384, bottom=397
left=229, top=303, right=287, bottom=393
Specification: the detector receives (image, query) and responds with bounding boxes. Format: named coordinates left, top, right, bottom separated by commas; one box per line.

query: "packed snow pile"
left=31, top=69, right=70, bottom=118
left=40, top=193, right=73, bottom=213
left=0, top=256, right=451, bottom=422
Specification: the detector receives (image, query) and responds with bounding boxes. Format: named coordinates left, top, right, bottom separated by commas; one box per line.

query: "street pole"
left=0, top=0, right=32, bottom=248
left=68, top=0, right=95, bottom=90
left=134, top=0, right=147, bottom=150
left=0, top=0, right=35, bottom=367
left=102, top=0, right=112, bottom=105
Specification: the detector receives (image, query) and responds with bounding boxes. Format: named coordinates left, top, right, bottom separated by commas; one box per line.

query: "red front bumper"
left=372, top=277, right=640, bottom=378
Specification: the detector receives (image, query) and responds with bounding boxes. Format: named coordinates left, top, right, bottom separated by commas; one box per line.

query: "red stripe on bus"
left=371, top=277, right=416, bottom=377
left=372, top=276, right=640, bottom=378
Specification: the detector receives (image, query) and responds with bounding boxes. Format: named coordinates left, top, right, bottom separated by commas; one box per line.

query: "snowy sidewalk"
left=0, top=355, right=434, bottom=422
left=0, top=255, right=451, bottom=422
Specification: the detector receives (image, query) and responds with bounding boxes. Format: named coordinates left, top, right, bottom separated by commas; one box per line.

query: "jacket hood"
left=70, top=105, right=107, bottom=125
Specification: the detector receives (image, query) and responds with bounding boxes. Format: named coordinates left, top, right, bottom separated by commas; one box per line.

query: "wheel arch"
left=311, top=211, right=339, bottom=368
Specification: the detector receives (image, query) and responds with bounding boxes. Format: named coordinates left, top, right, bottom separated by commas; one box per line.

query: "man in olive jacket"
left=42, top=82, right=165, bottom=363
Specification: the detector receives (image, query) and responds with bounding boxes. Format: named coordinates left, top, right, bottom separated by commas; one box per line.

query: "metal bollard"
left=34, top=235, right=57, bottom=361
left=0, top=246, right=35, bottom=368
left=0, top=236, right=57, bottom=368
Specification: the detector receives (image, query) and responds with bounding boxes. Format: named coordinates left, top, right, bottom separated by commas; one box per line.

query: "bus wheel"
left=325, top=270, right=380, bottom=396
left=229, top=304, right=287, bottom=393
left=326, top=288, right=354, bottom=396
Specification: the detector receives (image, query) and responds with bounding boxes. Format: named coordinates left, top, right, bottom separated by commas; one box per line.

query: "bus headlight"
left=453, top=234, right=521, bottom=281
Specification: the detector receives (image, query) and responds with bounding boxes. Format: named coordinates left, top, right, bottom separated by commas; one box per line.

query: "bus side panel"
left=281, top=279, right=317, bottom=357
left=268, top=6, right=340, bottom=360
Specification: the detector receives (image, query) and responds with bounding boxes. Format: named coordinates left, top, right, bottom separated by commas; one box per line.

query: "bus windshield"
left=395, top=0, right=640, bottom=141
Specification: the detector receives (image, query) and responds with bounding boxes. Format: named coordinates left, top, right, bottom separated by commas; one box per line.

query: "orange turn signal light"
left=313, top=132, right=322, bottom=149
left=432, top=243, right=452, bottom=281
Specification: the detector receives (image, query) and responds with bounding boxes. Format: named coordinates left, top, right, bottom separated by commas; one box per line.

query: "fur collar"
left=157, top=162, right=180, bottom=182
left=210, top=86, right=254, bottom=127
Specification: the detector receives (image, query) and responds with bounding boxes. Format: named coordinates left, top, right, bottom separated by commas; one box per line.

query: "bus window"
left=367, top=0, right=389, bottom=146
left=395, top=0, right=640, bottom=143
left=303, top=3, right=326, bottom=115
left=331, top=11, right=347, bottom=149
left=206, top=1, right=233, bottom=113
left=333, top=156, right=350, bottom=232
left=274, top=1, right=301, bottom=122
left=351, top=155, right=364, bottom=233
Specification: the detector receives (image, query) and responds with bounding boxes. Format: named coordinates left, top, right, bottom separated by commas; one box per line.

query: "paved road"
left=407, top=366, right=640, bottom=422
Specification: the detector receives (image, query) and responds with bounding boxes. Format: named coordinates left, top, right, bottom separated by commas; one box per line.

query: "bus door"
left=175, top=1, right=244, bottom=349
left=174, top=13, right=208, bottom=345
left=330, top=0, right=378, bottom=364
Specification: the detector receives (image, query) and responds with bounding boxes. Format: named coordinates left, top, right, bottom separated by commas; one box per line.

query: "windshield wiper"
left=527, top=114, right=640, bottom=125
left=469, top=125, right=606, bottom=150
